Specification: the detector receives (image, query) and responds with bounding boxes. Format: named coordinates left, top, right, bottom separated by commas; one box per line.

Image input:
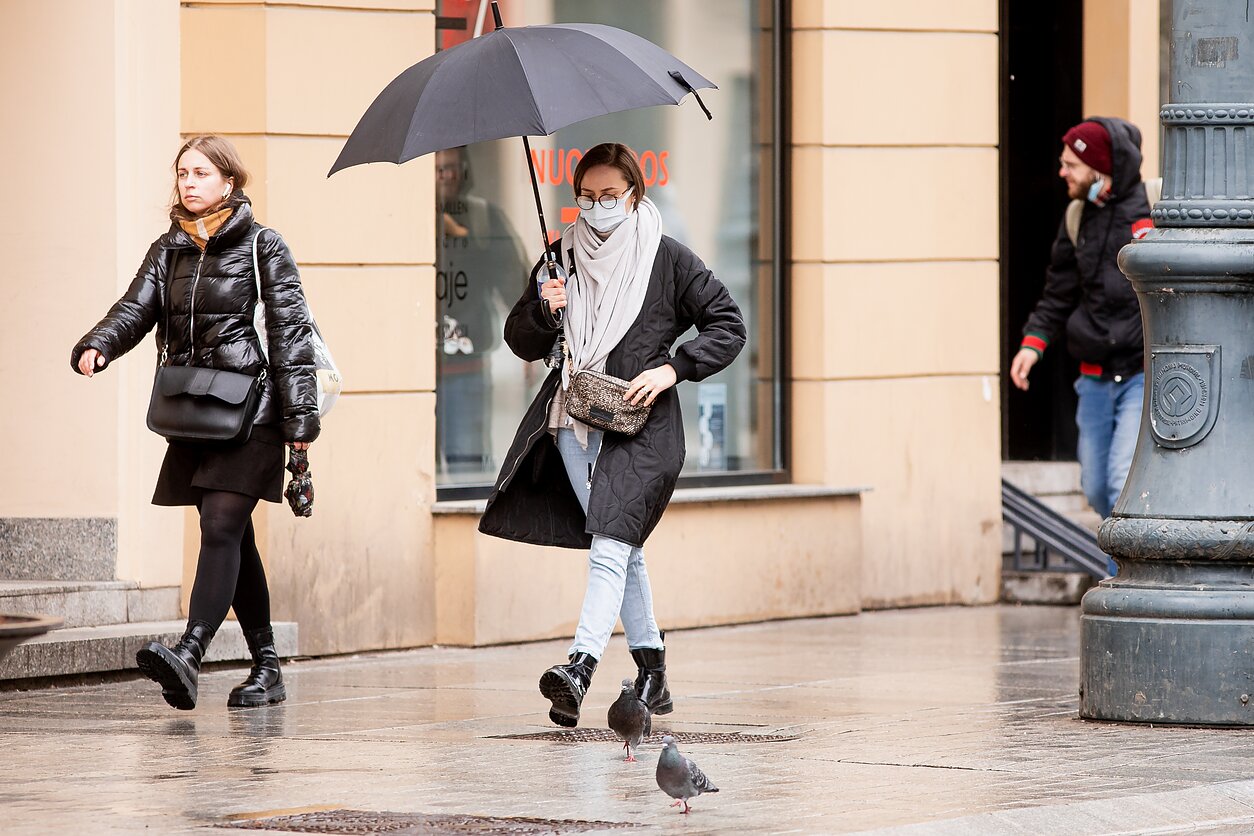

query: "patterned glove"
left=284, top=448, right=314, bottom=518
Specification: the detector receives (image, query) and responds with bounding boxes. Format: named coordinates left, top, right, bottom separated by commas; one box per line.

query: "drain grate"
left=225, top=810, right=640, bottom=834
left=488, top=729, right=799, bottom=744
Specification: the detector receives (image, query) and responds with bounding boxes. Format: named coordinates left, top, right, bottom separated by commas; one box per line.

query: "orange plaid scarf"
left=178, top=206, right=233, bottom=250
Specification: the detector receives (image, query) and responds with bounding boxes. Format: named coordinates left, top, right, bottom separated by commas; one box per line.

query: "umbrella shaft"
left=521, top=135, right=562, bottom=297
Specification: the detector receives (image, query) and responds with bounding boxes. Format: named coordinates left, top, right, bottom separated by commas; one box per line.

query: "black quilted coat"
left=70, top=194, right=320, bottom=442
left=478, top=235, right=746, bottom=549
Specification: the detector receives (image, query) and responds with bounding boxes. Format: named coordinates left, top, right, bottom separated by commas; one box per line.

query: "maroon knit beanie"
left=1062, top=121, right=1112, bottom=175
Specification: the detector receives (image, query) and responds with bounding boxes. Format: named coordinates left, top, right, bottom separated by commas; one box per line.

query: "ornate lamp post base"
left=1081, top=220, right=1254, bottom=724
left=1082, top=522, right=1254, bottom=723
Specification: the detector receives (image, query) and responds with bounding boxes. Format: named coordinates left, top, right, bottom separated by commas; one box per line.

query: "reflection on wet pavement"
left=4, top=606, right=1254, bottom=834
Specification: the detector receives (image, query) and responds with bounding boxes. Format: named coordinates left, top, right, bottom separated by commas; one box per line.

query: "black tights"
left=187, top=490, right=272, bottom=634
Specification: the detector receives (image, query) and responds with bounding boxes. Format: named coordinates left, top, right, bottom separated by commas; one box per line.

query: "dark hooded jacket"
left=478, top=235, right=746, bottom=549
left=70, top=194, right=320, bottom=442
left=1023, top=116, right=1152, bottom=378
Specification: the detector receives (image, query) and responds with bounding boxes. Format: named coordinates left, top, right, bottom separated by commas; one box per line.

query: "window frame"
left=434, top=0, right=790, bottom=500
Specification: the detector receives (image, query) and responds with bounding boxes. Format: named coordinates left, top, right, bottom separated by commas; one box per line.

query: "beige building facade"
left=0, top=0, right=1163, bottom=660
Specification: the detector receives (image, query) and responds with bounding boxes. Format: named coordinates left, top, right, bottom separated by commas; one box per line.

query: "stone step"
left=1036, top=492, right=1091, bottom=516
left=1003, top=461, right=1083, bottom=496
left=1002, top=570, right=1096, bottom=605
left=0, top=620, right=298, bottom=682
left=0, top=581, right=181, bottom=629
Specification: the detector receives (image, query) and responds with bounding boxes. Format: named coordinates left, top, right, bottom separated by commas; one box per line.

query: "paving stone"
left=3, top=607, right=1254, bottom=834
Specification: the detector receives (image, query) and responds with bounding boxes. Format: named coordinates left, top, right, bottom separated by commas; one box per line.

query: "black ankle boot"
left=227, top=627, right=286, bottom=708
left=631, top=637, right=672, bottom=716
left=136, top=621, right=215, bottom=711
left=538, top=652, right=598, bottom=728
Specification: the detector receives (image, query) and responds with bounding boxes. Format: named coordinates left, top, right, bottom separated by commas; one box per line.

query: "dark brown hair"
left=572, top=142, right=645, bottom=206
left=170, top=135, right=250, bottom=218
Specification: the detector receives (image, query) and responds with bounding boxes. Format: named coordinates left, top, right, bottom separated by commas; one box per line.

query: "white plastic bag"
left=252, top=228, right=343, bottom=416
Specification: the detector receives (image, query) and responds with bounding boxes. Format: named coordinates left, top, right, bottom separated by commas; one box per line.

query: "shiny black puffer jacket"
left=70, top=194, right=320, bottom=442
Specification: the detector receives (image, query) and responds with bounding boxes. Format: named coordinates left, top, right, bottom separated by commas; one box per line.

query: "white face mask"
left=580, top=188, right=633, bottom=233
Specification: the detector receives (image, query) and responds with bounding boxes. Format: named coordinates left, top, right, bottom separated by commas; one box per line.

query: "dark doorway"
left=1000, top=0, right=1085, bottom=461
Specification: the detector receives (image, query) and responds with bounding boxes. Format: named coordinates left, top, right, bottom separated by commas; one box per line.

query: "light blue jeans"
left=1075, top=372, right=1144, bottom=574
left=555, top=428, right=663, bottom=659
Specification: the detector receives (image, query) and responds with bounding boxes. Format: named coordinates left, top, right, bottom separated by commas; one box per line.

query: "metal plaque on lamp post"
left=1081, top=1, right=1254, bottom=725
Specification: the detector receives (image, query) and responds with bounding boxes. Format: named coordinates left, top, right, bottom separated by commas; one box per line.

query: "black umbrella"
left=328, top=1, right=715, bottom=297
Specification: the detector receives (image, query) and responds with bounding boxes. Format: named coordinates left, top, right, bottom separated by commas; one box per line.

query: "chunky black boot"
left=538, top=652, right=598, bottom=728
left=631, top=638, right=673, bottom=716
left=227, top=627, right=287, bottom=708
left=136, top=621, right=215, bottom=711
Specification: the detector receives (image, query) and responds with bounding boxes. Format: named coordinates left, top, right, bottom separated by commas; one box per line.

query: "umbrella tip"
left=491, top=1, right=504, bottom=29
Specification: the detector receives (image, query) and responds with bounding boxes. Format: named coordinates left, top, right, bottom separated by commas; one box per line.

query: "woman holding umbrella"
left=70, top=135, right=320, bottom=710
left=479, top=142, right=746, bottom=727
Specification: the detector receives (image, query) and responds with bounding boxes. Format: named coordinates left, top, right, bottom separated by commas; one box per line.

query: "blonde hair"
left=170, top=135, right=250, bottom=218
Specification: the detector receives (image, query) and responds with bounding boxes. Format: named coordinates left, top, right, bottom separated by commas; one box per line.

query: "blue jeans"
left=555, top=428, right=663, bottom=659
left=1075, top=371, right=1144, bottom=520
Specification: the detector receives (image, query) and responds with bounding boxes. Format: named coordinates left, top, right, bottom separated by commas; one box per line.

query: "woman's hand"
left=77, top=349, right=107, bottom=377
left=625, top=364, right=678, bottom=407
left=540, top=276, right=567, bottom=314
left=290, top=442, right=311, bottom=451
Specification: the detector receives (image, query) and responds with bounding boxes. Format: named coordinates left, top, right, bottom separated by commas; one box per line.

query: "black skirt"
left=152, top=424, right=286, bottom=506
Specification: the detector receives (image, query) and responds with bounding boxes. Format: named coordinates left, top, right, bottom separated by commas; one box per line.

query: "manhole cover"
left=225, top=810, right=640, bottom=834
left=488, top=729, right=799, bottom=744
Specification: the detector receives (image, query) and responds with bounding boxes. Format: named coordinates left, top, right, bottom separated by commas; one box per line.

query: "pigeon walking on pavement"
left=607, top=678, right=650, bottom=762
left=656, top=734, right=719, bottom=813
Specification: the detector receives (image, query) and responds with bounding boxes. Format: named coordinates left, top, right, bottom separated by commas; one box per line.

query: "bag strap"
left=253, top=227, right=270, bottom=364
left=1065, top=199, right=1083, bottom=247
left=160, top=255, right=171, bottom=366
left=252, top=226, right=269, bottom=302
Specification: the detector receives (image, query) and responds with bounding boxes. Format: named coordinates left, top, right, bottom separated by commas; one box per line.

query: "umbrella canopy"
left=328, top=22, right=716, bottom=175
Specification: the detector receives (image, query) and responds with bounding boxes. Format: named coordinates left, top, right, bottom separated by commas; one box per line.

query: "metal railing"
left=1002, top=479, right=1108, bottom=577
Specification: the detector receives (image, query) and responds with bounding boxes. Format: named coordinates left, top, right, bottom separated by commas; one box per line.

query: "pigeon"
left=656, top=734, right=719, bottom=813
left=607, top=678, right=650, bottom=762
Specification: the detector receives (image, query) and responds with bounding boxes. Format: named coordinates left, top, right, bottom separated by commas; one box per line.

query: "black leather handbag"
left=146, top=365, right=263, bottom=444
left=145, top=263, right=264, bottom=444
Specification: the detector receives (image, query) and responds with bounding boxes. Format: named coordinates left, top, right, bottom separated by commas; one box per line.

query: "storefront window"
left=435, top=0, right=781, bottom=491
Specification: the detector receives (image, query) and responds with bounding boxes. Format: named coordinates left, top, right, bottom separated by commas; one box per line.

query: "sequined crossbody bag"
left=559, top=250, right=651, bottom=436
left=566, top=368, right=651, bottom=436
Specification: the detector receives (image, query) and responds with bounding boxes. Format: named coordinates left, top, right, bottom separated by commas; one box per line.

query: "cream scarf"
left=557, top=197, right=663, bottom=447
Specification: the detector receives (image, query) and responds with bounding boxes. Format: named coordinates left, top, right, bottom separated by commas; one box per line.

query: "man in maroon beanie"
left=1010, top=118, right=1153, bottom=567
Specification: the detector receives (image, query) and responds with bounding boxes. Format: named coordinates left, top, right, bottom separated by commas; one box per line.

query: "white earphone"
left=221, top=185, right=231, bottom=198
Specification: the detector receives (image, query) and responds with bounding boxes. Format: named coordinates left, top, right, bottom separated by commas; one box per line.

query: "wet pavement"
left=4, top=605, right=1254, bottom=835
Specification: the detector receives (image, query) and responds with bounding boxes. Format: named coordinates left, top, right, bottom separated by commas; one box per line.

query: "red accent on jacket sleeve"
left=1021, top=334, right=1048, bottom=354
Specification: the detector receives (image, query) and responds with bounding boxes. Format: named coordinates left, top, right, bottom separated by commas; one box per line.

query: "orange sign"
left=530, top=147, right=670, bottom=188
left=535, top=146, right=671, bottom=241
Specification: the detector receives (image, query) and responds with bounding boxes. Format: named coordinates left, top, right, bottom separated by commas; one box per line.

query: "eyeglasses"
left=575, top=190, right=631, bottom=210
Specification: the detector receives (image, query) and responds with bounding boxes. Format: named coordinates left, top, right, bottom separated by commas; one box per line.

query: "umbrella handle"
left=669, top=71, right=713, bottom=121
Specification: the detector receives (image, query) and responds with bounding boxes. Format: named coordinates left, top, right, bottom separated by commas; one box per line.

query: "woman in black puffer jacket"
left=71, top=135, right=319, bottom=711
